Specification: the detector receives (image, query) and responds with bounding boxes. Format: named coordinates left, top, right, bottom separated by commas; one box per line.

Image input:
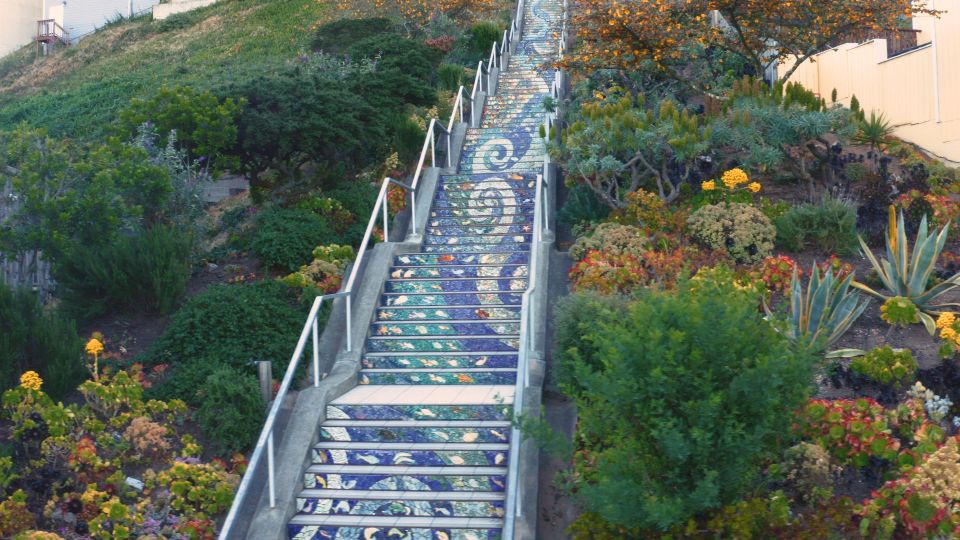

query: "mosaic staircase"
left=286, top=0, right=561, bottom=537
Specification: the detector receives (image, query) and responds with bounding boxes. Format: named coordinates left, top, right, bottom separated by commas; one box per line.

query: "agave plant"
left=766, top=264, right=869, bottom=358
left=854, top=206, right=960, bottom=334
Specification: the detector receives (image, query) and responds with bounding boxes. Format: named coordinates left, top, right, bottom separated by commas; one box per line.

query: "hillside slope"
left=0, top=0, right=327, bottom=139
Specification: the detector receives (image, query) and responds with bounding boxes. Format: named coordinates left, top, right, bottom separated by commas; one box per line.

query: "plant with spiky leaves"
left=766, top=263, right=869, bottom=358
left=854, top=207, right=960, bottom=334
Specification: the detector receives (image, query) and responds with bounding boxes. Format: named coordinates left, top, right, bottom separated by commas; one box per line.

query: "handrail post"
left=446, top=132, right=452, bottom=169
left=312, top=315, right=320, bottom=387
left=267, top=432, right=276, bottom=507
left=346, top=296, right=353, bottom=352
left=382, top=195, right=389, bottom=241
left=410, top=191, right=418, bottom=240
left=429, top=121, right=436, bottom=166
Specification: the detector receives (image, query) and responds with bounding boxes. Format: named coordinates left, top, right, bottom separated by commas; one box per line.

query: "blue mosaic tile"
left=296, top=497, right=505, bottom=517
left=304, top=473, right=506, bottom=492
left=393, top=253, right=529, bottom=266
left=311, top=449, right=508, bottom=468
left=423, top=234, right=532, bottom=246
left=319, top=425, right=511, bottom=444
left=429, top=206, right=534, bottom=218
left=381, top=293, right=523, bottom=307
left=369, top=321, right=521, bottom=337
left=361, top=355, right=519, bottom=370
left=388, top=265, right=528, bottom=280
left=422, top=244, right=530, bottom=254
left=359, top=371, right=517, bottom=385
left=326, top=404, right=511, bottom=421
left=375, top=306, right=522, bottom=321
left=365, top=337, right=520, bottom=353
left=288, top=525, right=503, bottom=540
left=383, top=279, right=527, bottom=294
left=428, top=215, right=536, bottom=227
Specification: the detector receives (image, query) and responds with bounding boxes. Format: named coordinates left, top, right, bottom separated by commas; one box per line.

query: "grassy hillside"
left=0, top=0, right=328, bottom=139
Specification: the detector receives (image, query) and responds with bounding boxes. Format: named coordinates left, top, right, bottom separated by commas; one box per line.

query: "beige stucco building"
left=777, top=1, right=960, bottom=164
left=0, top=0, right=45, bottom=58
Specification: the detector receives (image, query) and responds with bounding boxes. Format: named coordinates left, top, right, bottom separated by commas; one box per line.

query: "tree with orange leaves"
left=568, top=0, right=937, bottom=89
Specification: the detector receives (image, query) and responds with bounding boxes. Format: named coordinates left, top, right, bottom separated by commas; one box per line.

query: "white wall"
left=0, top=0, right=43, bottom=58
left=49, top=0, right=159, bottom=41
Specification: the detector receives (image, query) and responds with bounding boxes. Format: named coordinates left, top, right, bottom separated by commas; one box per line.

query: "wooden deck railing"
left=36, top=19, right=70, bottom=44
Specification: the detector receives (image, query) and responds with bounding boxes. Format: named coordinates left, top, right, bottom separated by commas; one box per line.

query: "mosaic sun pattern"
left=288, top=0, right=562, bottom=535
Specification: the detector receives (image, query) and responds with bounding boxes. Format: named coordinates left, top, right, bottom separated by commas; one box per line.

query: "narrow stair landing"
left=287, top=0, right=561, bottom=537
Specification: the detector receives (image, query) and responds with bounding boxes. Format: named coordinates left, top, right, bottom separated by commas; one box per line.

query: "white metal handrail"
left=503, top=0, right=566, bottom=534
left=218, top=175, right=415, bottom=540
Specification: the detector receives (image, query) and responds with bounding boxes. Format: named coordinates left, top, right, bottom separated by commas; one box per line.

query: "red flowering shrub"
left=757, top=255, right=800, bottom=293
left=569, top=250, right=648, bottom=294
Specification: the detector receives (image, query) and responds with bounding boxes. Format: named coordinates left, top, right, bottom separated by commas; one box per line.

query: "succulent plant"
left=766, top=263, right=869, bottom=358
left=854, top=206, right=960, bottom=334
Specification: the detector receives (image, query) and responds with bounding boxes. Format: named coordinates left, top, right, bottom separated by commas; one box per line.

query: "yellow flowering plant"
left=696, top=168, right=761, bottom=207
left=19, top=372, right=42, bottom=392
left=935, top=312, right=960, bottom=358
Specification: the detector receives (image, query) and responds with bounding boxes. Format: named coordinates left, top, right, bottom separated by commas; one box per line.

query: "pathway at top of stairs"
left=286, top=1, right=562, bottom=538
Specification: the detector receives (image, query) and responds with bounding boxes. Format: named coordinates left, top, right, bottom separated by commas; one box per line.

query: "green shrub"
left=687, top=202, right=776, bottom=264
left=347, top=35, right=441, bottom=81
left=310, top=18, right=397, bottom=53
left=553, top=292, right=630, bottom=394
left=195, top=366, right=265, bottom=454
left=437, top=63, right=465, bottom=91
left=850, top=346, right=918, bottom=388
left=0, top=285, right=84, bottom=399
left=117, top=86, right=243, bottom=168
left=559, top=279, right=814, bottom=530
left=53, top=225, right=193, bottom=319
left=146, top=281, right=309, bottom=404
left=247, top=207, right=333, bottom=271
left=559, top=184, right=611, bottom=230
left=467, top=22, right=502, bottom=58
left=774, top=198, right=858, bottom=255
left=392, top=113, right=426, bottom=164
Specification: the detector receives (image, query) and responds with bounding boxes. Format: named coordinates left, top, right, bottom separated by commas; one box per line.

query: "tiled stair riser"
left=296, top=497, right=505, bottom=517
left=312, top=449, right=507, bottom=467
left=319, top=425, right=511, bottom=444
left=361, top=355, right=519, bottom=369
left=303, top=473, right=507, bottom=492
left=288, top=525, right=502, bottom=540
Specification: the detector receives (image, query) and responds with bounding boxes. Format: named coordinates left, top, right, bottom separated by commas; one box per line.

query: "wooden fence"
left=0, top=180, right=53, bottom=297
